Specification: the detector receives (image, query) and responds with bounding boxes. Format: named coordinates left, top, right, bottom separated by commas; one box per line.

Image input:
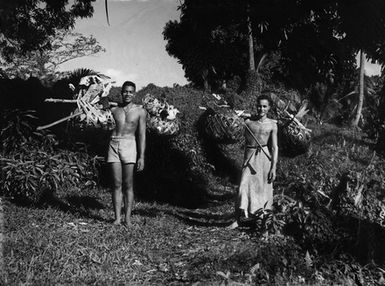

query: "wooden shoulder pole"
left=36, top=111, right=82, bottom=131
left=244, top=123, right=272, bottom=161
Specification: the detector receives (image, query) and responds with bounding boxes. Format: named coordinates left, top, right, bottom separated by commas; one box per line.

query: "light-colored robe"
left=237, top=145, right=273, bottom=215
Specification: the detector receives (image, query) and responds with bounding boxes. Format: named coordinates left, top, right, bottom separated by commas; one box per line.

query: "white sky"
left=59, top=0, right=188, bottom=89
left=360, top=56, right=382, bottom=76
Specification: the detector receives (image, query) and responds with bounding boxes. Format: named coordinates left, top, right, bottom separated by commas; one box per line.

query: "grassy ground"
left=2, top=193, right=264, bottom=285
left=2, top=123, right=385, bottom=285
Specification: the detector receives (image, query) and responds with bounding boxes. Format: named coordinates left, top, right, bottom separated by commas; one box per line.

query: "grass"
left=2, top=123, right=385, bottom=285
left=3, top=195, right=255, bottom=285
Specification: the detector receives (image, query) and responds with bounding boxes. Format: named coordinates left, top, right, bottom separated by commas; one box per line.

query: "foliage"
left=0, top=77, right=49, bottom=111
left=0, top=109, right=39, bottom=152
left=163, top=0, right=306, bottom=90
left=1, top=30, right=105, bottom=84
left=5, top=198, right=384, bottom=285
left=163, top=0, right=378, bottom=93
left=133, top=84, right=214, bottom=206
left=1, top=144, right=99, bottom=204
left=274, top=124, right=385, bottom=264
left=337, top=0, right=385, bottom=63
left=2, top=81, right=385, bottom=284
left=333, top=73, right=379, bottom=126
left=0, top=77, right=74, bottom=136
left=0, top=0, right=95, bottom=61
left=361, top=75, right=385, bottom=140
left=163, top=0, right=248, bottom=90
left=65, top=68, right=108, bottom=87
left=0, top=109, right=99, bottom=203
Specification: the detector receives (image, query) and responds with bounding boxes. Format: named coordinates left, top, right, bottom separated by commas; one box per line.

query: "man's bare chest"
left=113, top=107, right=139, bottom=126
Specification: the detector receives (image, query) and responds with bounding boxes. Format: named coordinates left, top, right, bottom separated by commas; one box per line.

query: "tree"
left=0, top=0, right=95, bottom=61
left=163, top=0, right=247, bottom=91
left=163, top=0, right=287, bottom=91
left=163, top=0, right=352, bottom=93
left=336, top=0, right=385, bottom=126
left=1, top=30, right=105, bottom=83
left=351, top=50, right=365, bottom=126
left=163, top=0, right=385, bottom=114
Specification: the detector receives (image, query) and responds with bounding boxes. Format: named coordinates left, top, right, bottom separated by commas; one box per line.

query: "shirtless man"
left=107, top=81, right=146, bottom=226
left=229, top=94, right=278, bottom=229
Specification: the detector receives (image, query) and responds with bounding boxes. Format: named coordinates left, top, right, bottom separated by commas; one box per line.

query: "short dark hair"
left=256, top=94, right=272, bottom=106
left=122, top=81, right=136, bottom=91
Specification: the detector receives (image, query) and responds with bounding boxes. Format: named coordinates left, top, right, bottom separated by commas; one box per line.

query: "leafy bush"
left=0, top=109, right=100, bottom=204
left=271, top=124, right=385, bottom=265
left=133, top=84, right=215, bottom=206
left=247, top=235, right=311, bottom=284
left=1, top=145, right=99, bottom=204
left=0, top=109, right=40, bottom=152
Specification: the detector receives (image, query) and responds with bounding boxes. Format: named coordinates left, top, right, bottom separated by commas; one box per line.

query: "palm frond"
left=67, top=68, right=109, bottom=86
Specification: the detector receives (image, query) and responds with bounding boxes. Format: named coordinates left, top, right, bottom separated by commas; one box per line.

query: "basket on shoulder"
left=37, top=75, right=115, bottom=131
left=142, top=94, right=180, bottom=136
left=37, top=77, right=181, bottom=137
left=203, top=107, right=244, bottom=144
left=199, top=93, right=244, bottom=144
left=201, top=93, right=312, bottom=156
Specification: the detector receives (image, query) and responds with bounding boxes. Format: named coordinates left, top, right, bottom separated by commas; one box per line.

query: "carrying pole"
left=36, top=111, right=82, bottom=131
left=244, top=123, right=271, bottom=161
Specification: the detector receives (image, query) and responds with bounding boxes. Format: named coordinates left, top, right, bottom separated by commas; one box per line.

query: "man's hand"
left=137, top=157, right=145, bottom=171
left=268, top=168, right=276, bottom=183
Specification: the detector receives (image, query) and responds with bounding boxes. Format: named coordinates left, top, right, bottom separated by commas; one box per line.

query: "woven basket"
left=204, top=108, right=244, bottom=143
left=143, top=96, right=164, bottom=116
left=278, top=118, right=311, bottom=156
left=142, top=94, right=180, bottom=136
left=147, top=116, right=180, bottom=136
left=74, top=76, right=115, bottom=130
left=77, top=101, right=115, bottom=130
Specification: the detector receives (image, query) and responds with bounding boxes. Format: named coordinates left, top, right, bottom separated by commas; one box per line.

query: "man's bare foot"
left=227, top=221, right=239, bottom=230
left=122, top=220, right=133, bottom=228
left=112, top=219, right=121, bottom=225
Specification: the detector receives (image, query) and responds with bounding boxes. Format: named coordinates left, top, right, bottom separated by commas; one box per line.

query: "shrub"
left=0, top=109, right=100, bottom=204
left=132, top=84, right=215, bottom=206
left=0, top=109, right=40, bottom=152
left=272, top=124, right=385, bottom=264
left=1, top=142, right=100, bottom=204
left=1, top=140, right=100, bottom=203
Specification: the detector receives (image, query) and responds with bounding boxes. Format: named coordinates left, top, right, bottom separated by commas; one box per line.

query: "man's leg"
left=110, top=162, right=123, bottom=225
left=122, top=163, right=135, bottom=226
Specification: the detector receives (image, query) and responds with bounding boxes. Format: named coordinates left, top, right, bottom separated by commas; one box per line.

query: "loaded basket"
left=276, top=108, right=312, bottom=156
left=203, top=107, right=244, bottom=144
left=37, top=78, right=181, bottom=136
left=142, top=93, right=180, bottom=136
left=271, top=93, right=312, bottom=156
left=37, top=75, right=115, bottom=131
left=199, top=93, right=244, bottom=144
left=201, top=92, right=312, bottom=156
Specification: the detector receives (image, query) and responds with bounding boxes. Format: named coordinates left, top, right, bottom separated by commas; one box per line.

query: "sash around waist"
left=246, top=145, right=268, bottom=148
left=110, top=135, right=135, bottom=140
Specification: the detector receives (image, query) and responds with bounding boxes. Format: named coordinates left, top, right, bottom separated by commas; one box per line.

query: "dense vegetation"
left=1, top=77, right=385, bottom=284
left=2, top=0, right=385, bottom=284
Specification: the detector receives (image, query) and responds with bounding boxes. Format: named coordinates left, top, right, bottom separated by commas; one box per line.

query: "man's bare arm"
left=136, top=108, right=147, bottom=171
left=269, top=122, right=278, bottom=181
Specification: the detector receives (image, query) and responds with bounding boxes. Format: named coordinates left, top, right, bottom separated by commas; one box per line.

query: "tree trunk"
left=376, top=80, right=385, bottom=153
left=202, top=68, right=209, bottom=91
left=245, top=5, right=261, bottom=98
left=351, top=50, right=365, bottom=127
left=247, top=11, right=255, bottom=72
